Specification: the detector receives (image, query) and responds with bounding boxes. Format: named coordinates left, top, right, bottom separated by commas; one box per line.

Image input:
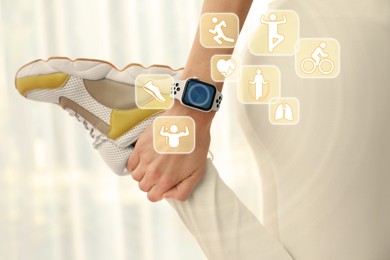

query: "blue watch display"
left=182, top=79, right=216, bottom=111
left=173, top=78, right=223, bottom=112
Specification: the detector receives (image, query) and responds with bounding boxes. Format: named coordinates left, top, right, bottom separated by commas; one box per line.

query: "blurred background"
left=0, top=0, right=263, bottom=259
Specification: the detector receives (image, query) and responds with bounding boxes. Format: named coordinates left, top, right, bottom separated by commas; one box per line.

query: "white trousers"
left=168, top=159, right=293, bottom=260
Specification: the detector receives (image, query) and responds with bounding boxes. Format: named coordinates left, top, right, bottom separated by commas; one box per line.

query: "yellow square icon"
left=153, top=116, right=195, bottom=154
left=200, top=13, right=239, bottom=48
left=269, top=97, right=300, bottom=125
left=135, top=74, right=174, bottom=109
left=211, top=55, right=240, bottom=82
left=238, top=65, right=281, bottom=104
left=249, top=10, right=299, bottom=55
left=296, top=38, right=340, bottom=78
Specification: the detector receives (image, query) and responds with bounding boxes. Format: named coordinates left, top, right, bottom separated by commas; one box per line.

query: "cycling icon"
left=296, top=38, right=340, bottom=78
left=300, top=42, right=334, bottom=75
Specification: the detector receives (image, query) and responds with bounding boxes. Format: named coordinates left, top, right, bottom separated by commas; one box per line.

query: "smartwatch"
left=172, top=78, right=223, bottom=112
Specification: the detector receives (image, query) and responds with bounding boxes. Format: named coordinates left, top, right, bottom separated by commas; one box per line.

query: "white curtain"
left=0, top=0, right=262, bottom=259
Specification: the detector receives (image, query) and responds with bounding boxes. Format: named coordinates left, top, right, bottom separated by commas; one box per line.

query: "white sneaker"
left=15, top=57, right=183, bottom=175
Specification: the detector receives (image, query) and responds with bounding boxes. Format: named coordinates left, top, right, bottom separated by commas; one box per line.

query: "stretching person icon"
left=260, top=13, right=287, bottom=52
left=160, top=124, right=189, bottom=148
left=209, top=17, right=235, bottom=44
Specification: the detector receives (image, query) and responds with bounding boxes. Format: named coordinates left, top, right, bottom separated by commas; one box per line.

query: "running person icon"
left=209, top=17, right=235, bottom=44
left=260, top=13, right=287, bottom=52
left=160, top=124, right=190, bottom=148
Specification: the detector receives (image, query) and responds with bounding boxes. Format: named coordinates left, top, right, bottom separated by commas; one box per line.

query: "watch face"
left=182, top=79, right=217, bottom=111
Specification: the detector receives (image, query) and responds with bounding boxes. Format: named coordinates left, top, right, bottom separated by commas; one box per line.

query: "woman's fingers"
left=127, top=147, right=140, bottom=172
left=162, top=172, right=202, bottom=201
left=131, top=163, right=145, bottom=182
left=143, top=169, right=181, bottom=201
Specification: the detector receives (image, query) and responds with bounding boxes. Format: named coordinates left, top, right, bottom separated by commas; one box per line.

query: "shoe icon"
left=15, top=57, right=182, bottom=175
left=143, top=80, right=166, bottom=102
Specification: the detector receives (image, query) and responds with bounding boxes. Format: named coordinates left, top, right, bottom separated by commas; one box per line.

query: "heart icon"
left=216, top=59, right=236, bottom=77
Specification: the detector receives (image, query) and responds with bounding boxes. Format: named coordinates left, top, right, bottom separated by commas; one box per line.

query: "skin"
left=127, top=0, right=253, bottom=202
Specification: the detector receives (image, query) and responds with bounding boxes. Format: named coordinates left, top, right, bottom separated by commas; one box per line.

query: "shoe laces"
left=66, top=109, right=106, bottom=149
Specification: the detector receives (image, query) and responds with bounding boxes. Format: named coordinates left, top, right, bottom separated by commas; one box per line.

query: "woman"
left=128, top=0, right=390, bottom=259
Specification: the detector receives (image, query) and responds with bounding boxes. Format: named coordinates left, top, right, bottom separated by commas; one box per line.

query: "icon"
left=143, top=80, right=166, bottom=102
left=211, top=55, right=240, bottom=82
left=200, top=13, right=239, bottom=48
left=153, top=116, right=195, bottom=154
left=269, top=97, right=300, bottom=125
left=300, top=42, right=334, bottom=75
left=135, top=74, right=174, bottom=109
left=238, top=65, right=280, bottom=104
left=296, top=38, right=340, bottom=78
left=209, top=17, right=235, bottom=44
left=275, top=101, right=294, bottom=121
left=249, top=69, right=269, bottom=101
left=217, top=59, right=236, bottom=77
left=160, top=124, right=189, bottom=148
left=261, top=12, right=287, bottom=52
left=249, top=10, right=299, bottom=55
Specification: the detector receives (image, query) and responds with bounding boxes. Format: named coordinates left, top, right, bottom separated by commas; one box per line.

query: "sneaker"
left=143, top=80, right=167, bottom=102
left=15, top=57, right=183, bottom=175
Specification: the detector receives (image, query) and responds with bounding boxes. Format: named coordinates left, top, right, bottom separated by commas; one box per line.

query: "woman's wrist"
left=181, top=69, right=223, bottom=91
left=167, top=101, right=215, bottom=127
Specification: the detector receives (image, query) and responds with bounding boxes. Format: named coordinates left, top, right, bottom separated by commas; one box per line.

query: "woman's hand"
left=127, top=0, right=253, bottom=202
left=127, top=102, right=214, bottom=202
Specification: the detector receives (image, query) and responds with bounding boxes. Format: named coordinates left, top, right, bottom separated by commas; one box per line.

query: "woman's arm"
left=127, top=0, right=253, bottom=202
